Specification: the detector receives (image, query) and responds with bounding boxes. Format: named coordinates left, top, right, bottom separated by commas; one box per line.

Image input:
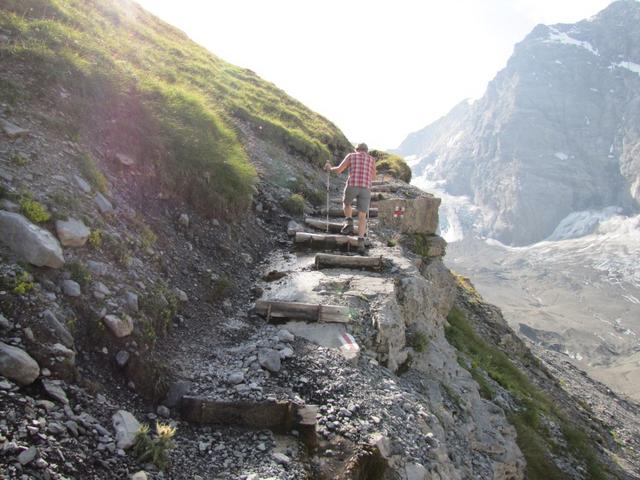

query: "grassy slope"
left=445, top=293, right=612, bottom=479
left=0, top=0, right=351, bottom=214
left=370, top=150, right=411, bottom=183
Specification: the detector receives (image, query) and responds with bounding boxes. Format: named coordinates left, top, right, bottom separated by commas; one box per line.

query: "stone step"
left=255, top=300, right=352, bottom=323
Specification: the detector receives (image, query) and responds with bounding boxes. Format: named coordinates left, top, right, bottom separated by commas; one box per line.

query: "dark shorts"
left=343, top=186, right=371, bottom=212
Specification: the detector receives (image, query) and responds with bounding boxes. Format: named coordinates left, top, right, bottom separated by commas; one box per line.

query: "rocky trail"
left=1, top=111, right=639, bottom=480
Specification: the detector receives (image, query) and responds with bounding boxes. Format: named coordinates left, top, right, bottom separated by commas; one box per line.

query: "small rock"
left=42, top=380, right=69, bottom=404
left=94, top=193, right=113, bottom=214
left=405, top=462, right=428, bottom=480
left=258, top=349, right=281, bottom=373
left=87, top=260, right=108, bottom=276
left=0, top=342, right=40, bottom=385
left=178, top=213, right=189, bottom=228
left=131, top=472, right=148, bottom=480
left=55, top=218, right=90, bottom=247
left=228, top=371, right=245, bottom=385
left=112, top=410, right=141, bottom=449
left=74, top=175, right=92, bottom=193
left=115, top=350, right=130, bottom=368
left=0, top=313, right=11, bottom=330
left=125, top=292, right=139, bottom=312
left=0, top=198, right=19, bottom=212
left=175, top=288, right=188, bottom=302
left=34, top=457, right=48, bottom=469
left=103, top=314, right=134, bottom=338
left=277, top=329, right=295, bottom=343
left=156, top=405, right=170, bottom=418
left=93, top=281, right=111, bottom=299
left=115, top=153, right=135, bottom=167
left=1, top=119, right=29, bottom=138
left=17, top=446, right=37, bottom=465
left=61, top=279, right=81, bottom=297
left=272, top=452, right=291, bottom=465
left=279, top=347, right=294, bottom=359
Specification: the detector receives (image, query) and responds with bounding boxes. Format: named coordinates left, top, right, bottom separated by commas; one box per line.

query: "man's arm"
left=325, top=154, right=351, bottom=174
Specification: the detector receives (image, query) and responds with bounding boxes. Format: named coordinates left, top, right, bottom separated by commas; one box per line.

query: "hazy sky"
left=135, top=0, right=612, bottom=149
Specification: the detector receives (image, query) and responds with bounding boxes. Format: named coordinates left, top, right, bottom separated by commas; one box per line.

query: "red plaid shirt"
left=345, top=151, right=376, bottom=188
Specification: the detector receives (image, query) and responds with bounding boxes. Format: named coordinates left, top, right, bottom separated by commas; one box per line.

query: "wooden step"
left=319, top=207, right=378, bottom=218
left=315, top=253, right=383, bottom=270
left=180, top=397, right=318, bottom=449
left=294, top=232, right=370, bottom=251
left=305, top=217, right=359, bottom=233
left=255, top=300, right=351, bottom=323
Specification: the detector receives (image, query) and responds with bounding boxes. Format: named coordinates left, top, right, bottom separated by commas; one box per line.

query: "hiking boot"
left=357, top=236, right=366, bottom=254
left=340, top=217, right=354, bottom=235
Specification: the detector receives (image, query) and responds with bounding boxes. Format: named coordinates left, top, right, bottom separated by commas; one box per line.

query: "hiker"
left=324, top=143, right=376, bottom=251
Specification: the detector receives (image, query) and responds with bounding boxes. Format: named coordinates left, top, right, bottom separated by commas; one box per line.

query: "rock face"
left=398, top=0, right=640, bottom=245
left=0, top=211, right=65, bottom=268
left=55, top=218, right=90, bottom=247
left=0, top=342, right=40, bottom=386
left=377, top=197, right=441, bottom=235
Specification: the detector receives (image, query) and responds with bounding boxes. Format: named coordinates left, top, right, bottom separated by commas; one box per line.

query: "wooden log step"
left=180, top=397, right=318, bottom=448
left=305, top=217, right=359, bottom=233
left=294, top=232, right=371, bottom=251
left=255, top=300, right=351, bottom=323
left=315, top=253, right=383, bottom=271
left=320, top=207, right=378, bottom=218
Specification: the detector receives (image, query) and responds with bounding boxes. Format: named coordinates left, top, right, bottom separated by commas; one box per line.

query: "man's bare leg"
left=343, top=202, right=352, bottom=219
left=357, top=210, right=367, bottom=237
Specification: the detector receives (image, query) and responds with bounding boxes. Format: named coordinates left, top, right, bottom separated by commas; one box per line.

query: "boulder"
left=277, top=329, right=295, bottom=343
left=0, top=199, right=19, bottom=212
left=94, top=193, right=113, bottom=214
left=228, top=371, right=245, bottom=385
left=103, top=314, right=133, bottom=338
left=258, top=349, right=281, bottom=373
left=0, top=211, right=64, bottom=268
left=87, top=260, right=109, bottom=276
left=112, top=410, right=141, bottom=449
left=55, top=218, right=90, bottom=247
left=0, top=342, right=40, bottom=385
left=377, top=197, right=441, bottom=235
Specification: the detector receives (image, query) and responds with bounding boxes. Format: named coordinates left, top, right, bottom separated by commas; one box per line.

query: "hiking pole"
left=326, top=170, right=330, bottom=233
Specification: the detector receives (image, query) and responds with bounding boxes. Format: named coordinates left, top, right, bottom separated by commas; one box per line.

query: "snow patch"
left=554, top=152, right=569, bottom=160
left=547, top=206, right=623, bottom=241
left=612, top=61, right=640, bottom=76
left=544, top=27, right=599, bottom=56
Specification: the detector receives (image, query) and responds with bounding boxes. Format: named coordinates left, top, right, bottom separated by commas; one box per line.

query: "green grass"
left=370, top=150, right=412, bottom=183
left=76, top=152, right=108, bottom=194
left=445, top=307, right=608, bottom=480
left=282, top=193, right=305, bottom=215
left=20, top=195, right=51, bottom=223
left=0, top=0, right=351, bottom=214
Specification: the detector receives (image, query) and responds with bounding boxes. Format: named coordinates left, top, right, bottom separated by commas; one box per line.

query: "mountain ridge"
left=399, top=0, right=640, bottom=246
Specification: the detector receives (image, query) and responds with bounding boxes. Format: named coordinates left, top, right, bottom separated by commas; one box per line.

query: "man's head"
left=355, top=142, right=368, bottom=153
